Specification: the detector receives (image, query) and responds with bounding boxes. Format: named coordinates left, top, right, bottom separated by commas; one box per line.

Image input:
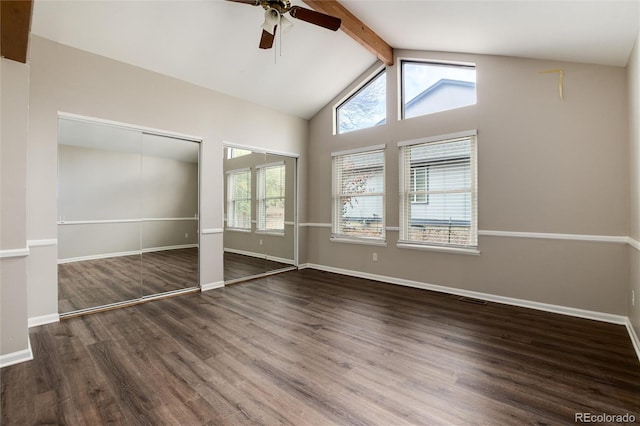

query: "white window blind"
left=226, top=169, right=251, bottom=229
left=332, top=147, right=385, bottom=241
left=399, top=132, right=477, bottom=248
left=257, top=163, right=285, bottom=232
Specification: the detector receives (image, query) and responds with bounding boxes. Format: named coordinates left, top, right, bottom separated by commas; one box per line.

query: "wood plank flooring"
left=4, top=268, right=639, bottom=425
left=59, top=250, right=288, bottom=313
left=58, top=248, right=199, bottom=313
left=224, top=252, right=292, bottom=282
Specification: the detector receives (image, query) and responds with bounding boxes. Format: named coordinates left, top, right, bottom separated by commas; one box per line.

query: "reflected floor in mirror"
left=224, top=252, right=292, bottom=282
left=58, top=248, right=198, bottom=313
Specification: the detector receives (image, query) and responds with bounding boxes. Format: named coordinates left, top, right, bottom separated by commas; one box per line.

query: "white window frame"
left=398, top=130, right=478, bottom=254
left=226, top=168, right=252, bottom=231
left=257, top=161, right=286, bottom=234
left=400, top=60, right=477, bottom=121
left=334, top=67, right=387, bottom=135
left=226, top=147, right=252, bottom=159
left=331, top=145, right=386, bottom=245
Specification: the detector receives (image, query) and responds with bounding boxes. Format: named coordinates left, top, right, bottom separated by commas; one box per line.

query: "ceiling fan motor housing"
left=261, top=0, right=291, bottom=14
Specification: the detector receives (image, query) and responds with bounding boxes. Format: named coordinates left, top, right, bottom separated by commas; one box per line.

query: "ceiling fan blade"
left=289, top=6, right=341, bottom=31
left=259, top=27, right=276, bottom=49
left=225, top=0, right=260, bottom=5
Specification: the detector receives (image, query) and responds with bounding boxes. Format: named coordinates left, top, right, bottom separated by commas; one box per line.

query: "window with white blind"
left=257, top=162, right=285, bottom=233
left=399, top=131, right=477, bottom=250
left=332, top=146, right=385, bottom=242
left=226, top=169, right=251, bottom=230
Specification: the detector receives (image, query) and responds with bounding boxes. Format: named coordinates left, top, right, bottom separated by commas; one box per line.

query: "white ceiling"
left=32, top=1, right=639, bottom=120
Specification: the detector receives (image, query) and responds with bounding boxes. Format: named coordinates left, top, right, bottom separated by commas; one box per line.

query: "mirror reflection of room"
left=57, top=117, right=200, bottom=314
left=223, top=146, right=296, bottom=283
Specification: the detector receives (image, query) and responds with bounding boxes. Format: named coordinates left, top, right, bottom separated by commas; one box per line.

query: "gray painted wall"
left=1, top=59, right=30, bottom=357
left=307, top=50, right=630, bottom=315
left=628, top=30, right=640, bottom=334
left=57, top=144, right=199, bottom=260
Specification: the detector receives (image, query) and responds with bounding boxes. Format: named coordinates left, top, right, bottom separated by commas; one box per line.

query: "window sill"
left=225, top=228, right=251, bottom=233
left=397, top=242, right=480, bottom=256
left=256, top=230, right=285, bottom=237
left=331, top=237, right=387, bottom=247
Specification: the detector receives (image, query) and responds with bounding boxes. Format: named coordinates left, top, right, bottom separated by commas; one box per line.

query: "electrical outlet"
left=185, top=233, right=189, bottom=238
left=259, top=239, right=263, bottom=245
left=372, top=252, right=378, bottom=262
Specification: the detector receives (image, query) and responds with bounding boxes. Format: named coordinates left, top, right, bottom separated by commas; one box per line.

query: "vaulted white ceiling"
left=31, top=1, right=639, bottom=120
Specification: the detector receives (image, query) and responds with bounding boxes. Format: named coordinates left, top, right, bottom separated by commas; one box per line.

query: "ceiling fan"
left=227, top=0, right=342, bottom=49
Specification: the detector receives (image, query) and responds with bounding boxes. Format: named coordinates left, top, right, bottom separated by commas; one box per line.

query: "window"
left=332, top=146, right=385, bottom=241
left=226, top=147, right=251, bottom=159
left=399, top=131, right=477, bottom=249
left=401, top=61, right=476, bottom=120
left=336, top=70, right=386, bottom=134
left=226, top=169, right=251, bottom=230
left=257, top=163, right=285, bottom=233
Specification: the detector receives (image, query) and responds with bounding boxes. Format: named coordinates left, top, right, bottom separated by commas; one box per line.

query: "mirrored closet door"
left=57, top=116, right=200, bottom=315
left=141, top=134, right=199, bottom=296
left=223, top=146, right=297, bottom=284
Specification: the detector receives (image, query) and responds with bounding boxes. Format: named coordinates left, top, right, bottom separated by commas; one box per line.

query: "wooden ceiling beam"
left=1, top=0, right=33, bottom=63
left=302, top=0, right=393, bottom=66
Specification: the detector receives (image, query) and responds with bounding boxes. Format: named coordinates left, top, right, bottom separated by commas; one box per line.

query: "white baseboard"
left=201, top=281, right=225, bottom=291
left=266, top=254, right=295, bottom=265
left=141, top=244, right=198, bottom=254
left=224, top=247, right=295, bottom=266
left=625, top=318, right=640, bottom=362
left=28, top=313, right=60, bottom=328
left=58, top=250, right=140, bottom=264
left=0, top=338, right=33, bottom=368
left=300, top=263, right=628, bottom=326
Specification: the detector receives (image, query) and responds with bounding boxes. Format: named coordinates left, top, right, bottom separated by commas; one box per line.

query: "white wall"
left=307, top=51, right=629, bottom=316
left=26, top=36, right=308, bottom=321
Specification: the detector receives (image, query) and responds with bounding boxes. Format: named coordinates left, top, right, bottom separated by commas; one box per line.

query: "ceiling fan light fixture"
left=261, top=8, right=280, bottom=35
left=226, top=0, right=341, bottom=50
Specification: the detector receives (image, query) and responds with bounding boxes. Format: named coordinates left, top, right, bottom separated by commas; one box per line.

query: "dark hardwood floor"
left=4, top=268, right=639, bottom=425
left=224, top=252, right=292, bottom=282
left=58, top=248, right=199, bottom=313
